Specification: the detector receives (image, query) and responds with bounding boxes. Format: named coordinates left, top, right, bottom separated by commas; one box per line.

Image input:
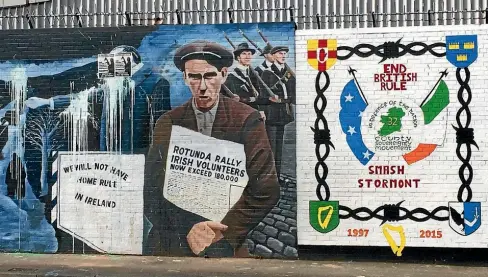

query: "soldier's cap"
left=233, top=42, right=256, bottom=59
left=173, top=40, right=234, bottom=71
left=270, top=45, right=289, bottom=54
left=260, top=44, right=273, bottom=56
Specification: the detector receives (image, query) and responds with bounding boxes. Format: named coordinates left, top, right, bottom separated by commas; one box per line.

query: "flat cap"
left=270, top=46, right=289, bottom=55
left=260, top=44, right=273, bottom=56
left=173, top=40, right=234, bottom=71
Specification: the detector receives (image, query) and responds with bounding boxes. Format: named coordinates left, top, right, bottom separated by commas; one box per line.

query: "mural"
left=297, top=26, right=488, bottom=256
left=0, top=22, right=297, bottom=258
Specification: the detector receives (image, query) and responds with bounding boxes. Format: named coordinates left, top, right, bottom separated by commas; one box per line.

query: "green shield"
left=309, top=201, right=340, bottom=233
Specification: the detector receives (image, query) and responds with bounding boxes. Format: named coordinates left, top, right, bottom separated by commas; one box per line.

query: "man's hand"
left=187, top=221, right=228, bottom=255
left=232, top=95, right=240, bottom=102
left=269, top=95, right=281, bottom=103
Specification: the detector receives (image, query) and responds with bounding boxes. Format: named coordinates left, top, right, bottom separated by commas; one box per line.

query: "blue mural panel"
left=0, top=22, right=297, bottom=258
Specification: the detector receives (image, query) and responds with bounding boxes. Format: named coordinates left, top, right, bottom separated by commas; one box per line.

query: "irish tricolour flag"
left=403, top=80, right=449, bottom=165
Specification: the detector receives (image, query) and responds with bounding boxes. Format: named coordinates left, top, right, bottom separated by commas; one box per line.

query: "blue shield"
left=446, top=35, right=478, bottom=68
left=449, top=202, right=481, bottom=236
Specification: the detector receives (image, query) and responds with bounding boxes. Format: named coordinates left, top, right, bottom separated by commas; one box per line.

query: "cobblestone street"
left=246, top=122, right=298, bottom=258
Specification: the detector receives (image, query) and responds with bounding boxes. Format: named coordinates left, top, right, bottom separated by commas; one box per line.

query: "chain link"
left=454, top=67, right=478, bottom=203
left=339, top=205, right=449, bottom=222
left=312, top=71, right=334, bottom=201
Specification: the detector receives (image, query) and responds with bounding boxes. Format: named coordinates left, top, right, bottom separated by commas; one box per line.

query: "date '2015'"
left=420, top=230, right=442, bottom=238
left=347, top=229, right=369, bottom=237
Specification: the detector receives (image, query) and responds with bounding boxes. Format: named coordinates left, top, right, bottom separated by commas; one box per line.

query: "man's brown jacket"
left=143, top=95, right=280, bottom=257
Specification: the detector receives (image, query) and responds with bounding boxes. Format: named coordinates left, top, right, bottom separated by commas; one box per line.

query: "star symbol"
left=347, top=126, right=356, bottom=135
left=345, top=94, right=354, bottom=102
left=363, top=150, right=372, bottom=160
left=358, top=111, right=363, bottom=117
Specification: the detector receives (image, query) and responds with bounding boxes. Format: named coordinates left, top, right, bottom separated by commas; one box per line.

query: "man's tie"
left=203, top=112, right=208, bottom=131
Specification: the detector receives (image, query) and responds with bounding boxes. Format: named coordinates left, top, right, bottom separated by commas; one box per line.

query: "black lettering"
left=75, top=192, right=83, bottom=201
left=397, top=166, right=405, bottom=174
left=405, top=179, right=412, bottom=188
left=170, top=164, right=186, bottom=171
left=413, top=179, right=420, bottom=188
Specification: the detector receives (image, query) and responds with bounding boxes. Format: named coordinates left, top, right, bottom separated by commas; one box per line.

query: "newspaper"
left=163, top=126, right=249, bottom=222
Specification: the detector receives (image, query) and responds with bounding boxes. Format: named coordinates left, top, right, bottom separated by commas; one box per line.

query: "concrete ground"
left=0, top=253, right=487, bottom=277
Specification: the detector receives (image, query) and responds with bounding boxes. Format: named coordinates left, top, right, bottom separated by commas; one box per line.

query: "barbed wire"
left=0, top=5, right=486, bottom=29
left=297, top=16, right=488, bottom=25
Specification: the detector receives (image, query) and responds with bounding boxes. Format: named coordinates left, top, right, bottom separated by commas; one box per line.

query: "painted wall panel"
left=0, top=22, right=297, bottom=258
left=296, top=25, right=488, bottom=255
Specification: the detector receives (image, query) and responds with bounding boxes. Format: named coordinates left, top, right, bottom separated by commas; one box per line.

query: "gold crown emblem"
left=456, top=54, right=468, bottom=61
left=448, top=42, right=460, bottom=50
left=464, top=42, right=475, bottom=49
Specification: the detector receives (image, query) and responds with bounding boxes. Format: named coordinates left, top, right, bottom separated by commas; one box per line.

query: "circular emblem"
left=361, top=97, right=425, bottom=157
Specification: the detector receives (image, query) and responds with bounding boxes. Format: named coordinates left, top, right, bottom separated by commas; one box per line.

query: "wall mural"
left=0, top=22, right=297, bottom=258
left=297, top=26, right=488, bottom=256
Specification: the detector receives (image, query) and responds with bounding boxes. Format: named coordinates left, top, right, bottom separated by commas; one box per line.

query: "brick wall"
left=296, top=25, right=488, bottom=254
left=0, top=22, right=297, bottom=258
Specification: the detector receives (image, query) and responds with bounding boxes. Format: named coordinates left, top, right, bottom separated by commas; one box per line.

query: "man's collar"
left=236, top=64, right=249, bottom=73
left=265, top=60, right=273, bottom=67
left=274, top=62, right=284, bottom=70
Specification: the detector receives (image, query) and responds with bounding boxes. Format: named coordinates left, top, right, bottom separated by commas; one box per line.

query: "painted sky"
left=0, top=22, right=295, bottom=108
left=138, top=22, right=296, bottom=107
left=138, top=22, right=296, bottom=69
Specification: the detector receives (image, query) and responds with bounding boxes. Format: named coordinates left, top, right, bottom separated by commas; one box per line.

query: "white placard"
left=56, top=152, right=145, bottom=254
left=97, top=54, right=115, bottom=78
left=163, top=126, right=248, bottom=222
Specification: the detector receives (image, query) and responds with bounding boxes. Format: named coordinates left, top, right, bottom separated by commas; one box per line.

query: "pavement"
left=0, top=253, right=488, bottom=277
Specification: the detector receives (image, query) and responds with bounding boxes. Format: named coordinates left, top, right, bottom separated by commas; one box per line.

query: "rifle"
left=256, top=28, right=293, bottom=117
left=222, top=31, right=273, bottom=99
left=223, top=31, right=236, bottom=49
left=221, top=84, right=237, bottom=98
left=257, top=28, right=296, bottom=79
left=239, top=29, right=263, bottom=53
left=257, top=28, right=269, bottom=45
left=218, top=32, right=237, bottom=98
left=237, top=29, right=277, bottom=98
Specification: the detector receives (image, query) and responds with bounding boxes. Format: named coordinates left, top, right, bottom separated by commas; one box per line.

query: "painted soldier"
left=261, top=45, right=295, bottom=177
left=254, top=44, right=275, bottom=76
left=224, top=42, right=267, bottom=113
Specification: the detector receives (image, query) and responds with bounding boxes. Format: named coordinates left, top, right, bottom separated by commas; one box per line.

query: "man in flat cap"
left=254, top=43, right=275, bottom=76
left=143, top=40, right=280, bottom=257
left=261, top=45, right=296, bottom=178
left=224, top=42, right=268, bottom=114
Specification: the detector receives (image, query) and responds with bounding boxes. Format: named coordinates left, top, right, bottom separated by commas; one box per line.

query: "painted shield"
left=307, top=39, right=337, bottom=71
left=449, top=201, right=481, bottom=236
left=309, top=201, right=339, bottom=233
left=446, top=35, right=478, bottom=68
